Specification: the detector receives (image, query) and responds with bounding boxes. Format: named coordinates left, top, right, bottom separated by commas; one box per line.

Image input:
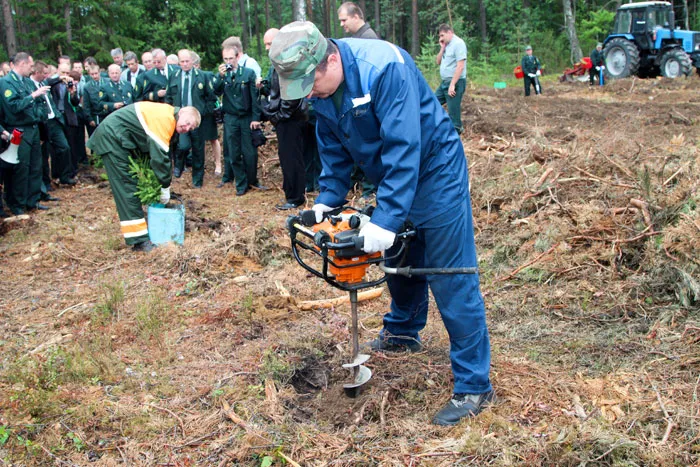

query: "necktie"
left=34, top=79, right=55, bottom=119
left=183, top=71, right=190, bottom=106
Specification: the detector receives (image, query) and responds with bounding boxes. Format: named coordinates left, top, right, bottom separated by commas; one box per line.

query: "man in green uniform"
left=86, top=102, right=200, bottom=251
left=521, top=45, right=542, bottom=97
left=166, top=49, right=216, bottom=187
left=192, top=52, right=223, bottom=176
left=82, top=64, right=106, bottom=136
left=0, top=53, right=52, bottom=214
left=135, top=49, right=177, bottom=103
left=100, top=64, right=134, bottom=117
left=213, top=45, right=264, bottom=195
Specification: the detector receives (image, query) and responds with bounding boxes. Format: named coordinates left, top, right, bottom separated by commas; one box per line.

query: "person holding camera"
left=42, top=61, right=78, bottom=188
left=212, top=45, right=264, bottom=195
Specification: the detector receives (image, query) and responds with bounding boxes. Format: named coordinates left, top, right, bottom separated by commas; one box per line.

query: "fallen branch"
left=629, top=199, right=653, bottom=229
left=57, top=302, right=87, bottom=317
left=497, top=243, right=559, bottom=282
left=646, top=373, right=675, bottom=445
left=29, top=334, right=73, bottom=355
left=278, top=452, right=301, bottom=467
left=298, top=287, right=383, bottom=310
left=221, top=400, right=250, bottom=432
left=150, top=403, right=186, bottom=438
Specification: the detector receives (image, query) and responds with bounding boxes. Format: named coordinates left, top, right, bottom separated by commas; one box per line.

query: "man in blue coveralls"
left=270, top=22, right=494, bottom=426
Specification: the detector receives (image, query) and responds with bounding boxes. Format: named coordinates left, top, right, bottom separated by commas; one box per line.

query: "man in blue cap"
left=270, top=21, right=494, bottom=426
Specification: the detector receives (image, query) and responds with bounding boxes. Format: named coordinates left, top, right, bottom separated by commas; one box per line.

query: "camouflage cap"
left=269, top=21, right=328, bottom=100
left=525, top=45, right=532, bottom=51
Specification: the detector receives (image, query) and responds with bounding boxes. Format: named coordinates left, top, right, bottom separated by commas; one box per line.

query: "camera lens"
left=225, top=64, right=233, bottom=72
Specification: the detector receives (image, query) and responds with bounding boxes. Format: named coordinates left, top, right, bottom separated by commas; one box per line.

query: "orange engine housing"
left=312, top=211, right=381, bottom=285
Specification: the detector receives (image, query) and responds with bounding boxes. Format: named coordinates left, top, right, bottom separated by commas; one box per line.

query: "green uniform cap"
left=269, top=21, right=328, bottom=100
left=525, top=45, right=532, bottom=51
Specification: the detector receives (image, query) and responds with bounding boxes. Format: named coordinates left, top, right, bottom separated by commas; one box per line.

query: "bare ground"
left=1, top=75, right=699, bottom=466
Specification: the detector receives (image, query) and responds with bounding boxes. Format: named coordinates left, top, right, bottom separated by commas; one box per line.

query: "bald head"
left=264, top=28, right=279, bottom=51
left=108, top=63, right=121, bottom=82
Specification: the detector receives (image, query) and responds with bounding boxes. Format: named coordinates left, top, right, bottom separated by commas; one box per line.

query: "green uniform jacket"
left=99, top=79, right=134, bottom=115
left=212, top=66, right=261, bottom=121
left=165, top=68, right=216, bottom=116
left=521, top=55, right=541, bottom=75
left=86, top=104, right=173, bottom=188
left=0, top=71, right=45, bottom=127
left=83, top=78, right=106, bottom=125
left=135, top=65, right=178, bottom=103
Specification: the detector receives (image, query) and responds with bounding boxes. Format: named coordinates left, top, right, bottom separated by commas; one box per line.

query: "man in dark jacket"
left=262, top=28, right=308, bottom=210
left=521, top=45, right=542, bottom=96
left=338, top=2, right=379, bottom=39
left=166, top=49, right=216, bottom=187
left=589, top=43, right=605, bottom=86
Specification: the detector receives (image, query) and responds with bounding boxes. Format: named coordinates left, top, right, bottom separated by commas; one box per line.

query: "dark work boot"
left=365, top=334, right=423, bottom=353
left=432, top=390, right=496, bottom=426
left=132, top=240, right=156, bottom=252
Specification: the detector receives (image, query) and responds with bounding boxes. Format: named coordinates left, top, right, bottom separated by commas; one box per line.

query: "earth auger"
left=287, top=206, right=478, bottom=397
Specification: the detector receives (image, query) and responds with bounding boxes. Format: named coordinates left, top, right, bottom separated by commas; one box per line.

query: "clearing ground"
left=1, top=76, right=698, bottom=466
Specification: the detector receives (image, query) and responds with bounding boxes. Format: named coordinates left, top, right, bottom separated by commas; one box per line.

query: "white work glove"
left=595, top=66, right=600, bottom=71
left=359, top=222, right=396, bottom=254
left=528, top=73, right=536, bottom=78
left=601, top=65, right=606, bottom=70
left=536, top=70, right=541, bottom=76
left=159, top=186, right=171, bottom=205
left=311, top=203, right=335, bottom=223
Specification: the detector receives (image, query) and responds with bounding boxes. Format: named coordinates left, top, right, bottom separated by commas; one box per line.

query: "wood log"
left=298, top=287, right=384, bottom=310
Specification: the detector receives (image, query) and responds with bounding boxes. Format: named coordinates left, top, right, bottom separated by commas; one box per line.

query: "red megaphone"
left=0, top=128, right=23, bottom=165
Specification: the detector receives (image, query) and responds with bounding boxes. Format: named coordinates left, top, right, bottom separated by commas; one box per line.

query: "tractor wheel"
left=603, top=38, right=640, bottom=79
left=660, top=48, right=692, bottom=78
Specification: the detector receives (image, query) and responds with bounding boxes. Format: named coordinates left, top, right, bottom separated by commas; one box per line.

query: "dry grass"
left=0, top=76, right=698, bottom=466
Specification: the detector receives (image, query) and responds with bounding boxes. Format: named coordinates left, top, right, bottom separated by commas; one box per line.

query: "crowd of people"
left=1, top=2, right=495, bottom=426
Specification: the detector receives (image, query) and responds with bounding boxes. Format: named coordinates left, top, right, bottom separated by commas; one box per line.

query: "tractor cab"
left=603, top=1, right=700, bottom=78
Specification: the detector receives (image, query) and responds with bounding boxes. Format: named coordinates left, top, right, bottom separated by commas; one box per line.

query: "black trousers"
left=44, top=119, right=74, bottom=182
left=276, top=118, right=306, bottom=205
left=524, top=75, right=542, bottom=96
left=66, top=125, right=87, bottom=175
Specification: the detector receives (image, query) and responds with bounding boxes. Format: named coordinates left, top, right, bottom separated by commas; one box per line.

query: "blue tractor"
left=603, top=1, right=700, bottom=79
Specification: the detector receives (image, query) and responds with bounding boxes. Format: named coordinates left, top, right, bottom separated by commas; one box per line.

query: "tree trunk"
left=265, top=0, right=269, bottom=31
left=359, top=0, right=366, bottom=16
left=562, top=0, right=583, bottom=63
left=239, top=0, right=249, bottom=50
left=374, top=0, right=380, bottom=37
left=293, top=0, right=306, bottom=21
left=253, top=0, right=262, bottom=58
left=410, top=0, right=418, bottom=56
left=306, top=0, right=313, bottom=22
left=682, top=0, right=689, bottom=30
left=479, top=0, right=487, bottom=45
left=1, top=0, right=17, bottom=57
left=64, top=2, right=72, bottom=44
left=323, top=0, right=331, bottom=36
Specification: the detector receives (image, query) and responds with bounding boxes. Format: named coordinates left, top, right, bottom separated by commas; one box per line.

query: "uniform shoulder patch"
left=4, top=89, right=11, bottom=98
left=198, top=82, right=203, bottom=90
left=127, top=92, right=131, bottom=97
left=98, top=91, right=103, bottom=98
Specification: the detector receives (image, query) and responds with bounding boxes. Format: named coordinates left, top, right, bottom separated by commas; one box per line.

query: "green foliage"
left=135, top=293, right=167, bottom=344
left=93, top=281, right=126, bottom=323
left=579, top=9, right=616, bottom=53
left=0, top=426, right=9, bottom=445
left=67, top=432, right=86, bottom=452
left=128, top=155, right=161, bottom=206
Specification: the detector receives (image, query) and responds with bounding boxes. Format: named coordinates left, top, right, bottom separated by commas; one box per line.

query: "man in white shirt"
left=435, top=23, right=467, bottom=134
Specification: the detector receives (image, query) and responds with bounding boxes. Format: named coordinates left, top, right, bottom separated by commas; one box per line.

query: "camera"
left=260, top=79, right=269, bottom=87
left=67, top=81, right=74, bottom=88
left=225, top=63, right=233, bottom=72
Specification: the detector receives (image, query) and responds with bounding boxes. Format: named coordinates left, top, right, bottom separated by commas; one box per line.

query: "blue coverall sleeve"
left=315, top=117, right=353, bottom=208
left=368, top=62, right=421, bottom=233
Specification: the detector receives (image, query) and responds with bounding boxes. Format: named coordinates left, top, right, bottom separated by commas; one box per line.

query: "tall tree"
left=479, top=0, right=487, bottom=46
left=2, top=0, right=17, bottom=56
left=293, top=0, right=306, bottom=21
left=239, top=0, right=249, bottom=50
left=374, top=0, right=380, bottom=36
left=410, top=0, right=418, bottom=56
left=562, top=0, right=582, bottom=63
left=64, top=2, right=72, bottom=45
